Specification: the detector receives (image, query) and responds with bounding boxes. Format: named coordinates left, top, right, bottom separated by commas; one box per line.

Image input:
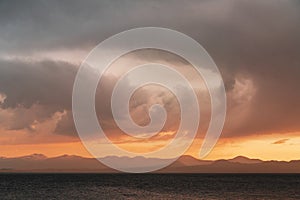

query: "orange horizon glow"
left=1, top=132, right=300, bottom=161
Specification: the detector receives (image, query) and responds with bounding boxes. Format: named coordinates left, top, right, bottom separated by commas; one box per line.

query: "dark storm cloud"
left=0, top=0, right=297, bottom=55
left=0, top=58, right=182, bottom=136
left=0, top=0, right=177, bottom=53
left=0, top=0, right=299, bottom=138
left=0, top=59, right=77, bottom=131
left=0, top=59, right=76, bottom=109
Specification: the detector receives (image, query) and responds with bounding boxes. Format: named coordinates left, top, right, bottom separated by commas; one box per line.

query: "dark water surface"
left=0, top=173, right=299, bottom=199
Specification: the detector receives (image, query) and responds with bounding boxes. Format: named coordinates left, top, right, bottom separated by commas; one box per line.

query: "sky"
left=0, top=0, right=300, bottom=161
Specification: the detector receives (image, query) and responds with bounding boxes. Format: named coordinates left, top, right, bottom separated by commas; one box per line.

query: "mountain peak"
left=18, top=154, right=48, bottom=160
left=176, top=155, right=212, bottom=166
left=228, top=156, right=262, bottom=164
left=52, top=154, right=84, bottom=160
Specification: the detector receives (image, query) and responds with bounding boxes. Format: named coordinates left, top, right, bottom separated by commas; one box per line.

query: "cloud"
left=0, top=59, right=76, bottom=133
left=0, top=57, right=189, bottom=141
left=1, top=0, right=299, bottom=56
left=0, top=0, right=300, bottom=144
left=0, top=59, right=77, bottom=109
left=272, top=139, right=289, bottom=145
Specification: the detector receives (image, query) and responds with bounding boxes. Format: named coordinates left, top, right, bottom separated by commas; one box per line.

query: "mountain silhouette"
left=1, top=154, right=299, bottom=173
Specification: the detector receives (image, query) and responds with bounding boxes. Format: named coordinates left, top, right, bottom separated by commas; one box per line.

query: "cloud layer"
left=0, top=0, right=299, bottom=145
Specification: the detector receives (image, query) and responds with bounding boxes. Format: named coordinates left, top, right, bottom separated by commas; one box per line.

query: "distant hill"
left=0, top=154, right=113, bottom=172
left=227, top=156, right=262, bottom=164
left=160, top=156, right=300, bottom=173
left=1, top=154, right=300, bottom=173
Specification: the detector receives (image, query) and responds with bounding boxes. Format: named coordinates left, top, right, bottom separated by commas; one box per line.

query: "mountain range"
left=1, top=154, right=300, bottom=173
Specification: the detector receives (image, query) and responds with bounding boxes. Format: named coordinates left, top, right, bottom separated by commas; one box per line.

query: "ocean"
left=0, top=174, right=299, bottom=199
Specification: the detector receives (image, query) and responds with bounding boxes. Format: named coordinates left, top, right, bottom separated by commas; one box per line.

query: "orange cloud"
left=272, top=139, right=289, bottom=145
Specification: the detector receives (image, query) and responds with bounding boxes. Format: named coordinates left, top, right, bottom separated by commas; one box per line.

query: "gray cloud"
left=0, top=58, right=185, bottom=137
left=0, top=59, right=76, bottom=109
left=0, top=0, right=299, bottom=140
left=0, top=0, right=298, bottom=55
left=0, top=59, right=77, bottom=131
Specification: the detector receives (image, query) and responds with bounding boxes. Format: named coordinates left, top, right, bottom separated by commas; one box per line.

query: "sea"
left=0, top=173, right=299, bottom=199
